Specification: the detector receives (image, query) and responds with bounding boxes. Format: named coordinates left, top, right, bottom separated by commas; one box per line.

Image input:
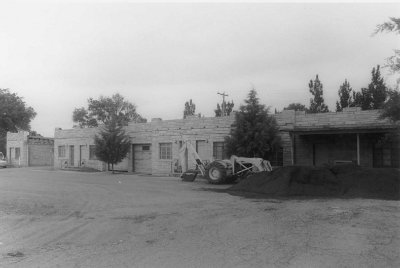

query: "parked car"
left=0, top=152, right=7, bottom=168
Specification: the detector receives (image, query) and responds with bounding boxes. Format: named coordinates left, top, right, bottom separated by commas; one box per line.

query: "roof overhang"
left=288, top=126, right=399, bottom=135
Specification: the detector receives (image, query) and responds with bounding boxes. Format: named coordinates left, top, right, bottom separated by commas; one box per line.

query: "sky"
left=0, top=1, right=399, bottom=137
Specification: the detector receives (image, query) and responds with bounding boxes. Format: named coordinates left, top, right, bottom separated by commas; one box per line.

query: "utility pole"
left=217, top=92, right=228, bottom=116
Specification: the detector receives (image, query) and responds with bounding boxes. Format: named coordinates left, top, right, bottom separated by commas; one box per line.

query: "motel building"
left=7, top=108, right=399, bottom=174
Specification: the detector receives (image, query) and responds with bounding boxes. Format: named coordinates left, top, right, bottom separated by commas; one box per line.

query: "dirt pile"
left=229, top=165, right=400, bottom=200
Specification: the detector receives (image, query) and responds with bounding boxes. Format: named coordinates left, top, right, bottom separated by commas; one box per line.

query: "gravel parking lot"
left=1, top=167, right=399, bottom=267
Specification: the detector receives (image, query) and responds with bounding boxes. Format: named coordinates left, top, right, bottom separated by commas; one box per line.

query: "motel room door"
left=132, top=144, right=152, bottom=174
left=69, top=145, right=74, bottom=166
left=79, top=145, right=85, bottom=166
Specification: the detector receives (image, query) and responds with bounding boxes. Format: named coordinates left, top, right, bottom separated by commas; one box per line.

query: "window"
left=159, top=143, right=172, bottom=160
left=142, top=145, right=150, bottom=151
left=58, top=146, right=66, bottom=158
left=89, top=145, right=97, bottom=160
left=213, top=142, right=227, bottom=160
left=15, top=147, right=20, bottom=160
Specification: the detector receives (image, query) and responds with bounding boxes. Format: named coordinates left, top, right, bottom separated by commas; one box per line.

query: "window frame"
left=58, top=145, right=66, bottom=158
left=89, top=145, right=97, bottom=160
left=159, top=143, right=172, bottom=160
left=213, top=142, right=226, bottom=160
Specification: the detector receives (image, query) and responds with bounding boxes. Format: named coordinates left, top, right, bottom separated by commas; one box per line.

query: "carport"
left=289, top=124, right=399, bottom=168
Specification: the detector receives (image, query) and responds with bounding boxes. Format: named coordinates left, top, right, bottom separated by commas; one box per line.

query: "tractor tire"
left=205, top=161, right=227, bottom=184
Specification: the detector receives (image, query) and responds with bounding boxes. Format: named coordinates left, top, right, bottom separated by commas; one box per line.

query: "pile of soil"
left=229, top=165, right=400, bottom=200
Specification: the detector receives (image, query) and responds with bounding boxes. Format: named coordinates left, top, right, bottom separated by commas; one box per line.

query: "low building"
left=54, top=115, right=234, bottom=174
left=280, top=107, right=399, bottom=168
left=53, top=108, right=399, bottom=175
left=6, top=131, right=54, bottom=167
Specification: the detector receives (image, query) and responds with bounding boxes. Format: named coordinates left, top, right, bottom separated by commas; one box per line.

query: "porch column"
left=291, top=133, right=295, bottom=165
left=356, top=133, right=360, bottom=166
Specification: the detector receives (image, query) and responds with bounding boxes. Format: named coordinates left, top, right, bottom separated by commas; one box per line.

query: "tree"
left=215, top=101, right=234, bottom=117
left=374, top=17, right=400, bottom=35
left=336, top=79, right=354, bottom=111
left=73, top=107, right=91, bottom=128
left=0, top=88, right=36, bottom=154
left=284, top=103, right=307, bottom=111
left=308, top=75, right=329, bottom=113
left=225, top=89, right=280, bottom=158
left=374, top=17, right=400, bottom=86
left=353, top=88, right=372, bottom=110
left=29, top=131, right=42, bottom=137
left=72, top=93, right=146, bottom=128
left=183, top=99, right=196, bottom=119
left=94, top=121, right=131, bottom=173
left=380, top=89, right=400, bottom=122
left=353, top=65, right=388, bottom=110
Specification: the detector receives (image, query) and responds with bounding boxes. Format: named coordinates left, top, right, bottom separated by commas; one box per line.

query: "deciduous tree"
left=336, top=79, right=354, bottom=111
left=380, top=89, right=400, bottom=122
left=374, top=17, right=400, bottom=76
left=183, top=99, right=196, bottom=119
left=0, top=88, right=36, bottom=153
left=353, top=65, right=387, bottom=110
left=308, top=75, right=329, bottom=113
left=72, top=93, right=146, bottom=128
left=215, top=101, right=234, bottom=117
left=284, top=103, right=307, bottom=111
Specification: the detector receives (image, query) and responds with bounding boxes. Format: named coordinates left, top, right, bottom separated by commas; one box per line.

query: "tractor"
left=205, top=155, right=272, bottom=184
left=179, top=141, right=272, bottom=184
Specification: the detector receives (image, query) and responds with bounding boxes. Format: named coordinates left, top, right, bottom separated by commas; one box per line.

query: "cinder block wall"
left=54, top=127, right=106, bottom=171
left=53, top=112, right=294, bottom=174
left=141, top=116, right=235, bottom=175
left=6, top=131, right=29, bottom=167
left=53, top=108, right=395, bottom=174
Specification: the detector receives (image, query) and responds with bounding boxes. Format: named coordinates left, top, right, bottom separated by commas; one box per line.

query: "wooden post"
left=357, top=133, right=360, bottom=166
left=291, top=133, right=295, bottom=165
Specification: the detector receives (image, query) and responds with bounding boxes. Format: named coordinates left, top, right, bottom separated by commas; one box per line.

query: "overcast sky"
left=0, top=2, right=399, bottom=137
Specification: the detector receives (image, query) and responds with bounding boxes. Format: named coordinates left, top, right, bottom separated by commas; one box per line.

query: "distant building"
left=6, top=131, right=54, bottom=167
left=53, top=108, right=399, bottom=175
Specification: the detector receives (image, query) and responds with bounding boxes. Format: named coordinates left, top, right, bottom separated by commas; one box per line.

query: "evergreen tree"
left=94, top=121, right=131, bottom=173
left=336, top=79, right=354, bottom=111
left=225, top=89, right=280, bottom=158
left=308, top=75, right=329, bottom=113
left=183, top=99, right=196, bottom=118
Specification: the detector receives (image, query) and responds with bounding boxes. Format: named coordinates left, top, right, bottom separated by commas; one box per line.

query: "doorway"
left=69, top=145, right=74, bottom=166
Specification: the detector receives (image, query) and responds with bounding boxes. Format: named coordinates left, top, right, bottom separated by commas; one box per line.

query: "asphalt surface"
left=0, top=167, right=399, bottom=267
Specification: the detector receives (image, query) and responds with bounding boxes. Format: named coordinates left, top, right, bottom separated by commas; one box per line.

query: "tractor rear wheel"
left=205, top=162, right=227, bottom=184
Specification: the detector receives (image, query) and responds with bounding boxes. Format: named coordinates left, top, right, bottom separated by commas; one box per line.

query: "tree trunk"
left=112, top=163, right=114, bottom=174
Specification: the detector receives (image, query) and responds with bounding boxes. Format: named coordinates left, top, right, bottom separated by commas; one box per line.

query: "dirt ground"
left=0, top=168, right=399, bottom=268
